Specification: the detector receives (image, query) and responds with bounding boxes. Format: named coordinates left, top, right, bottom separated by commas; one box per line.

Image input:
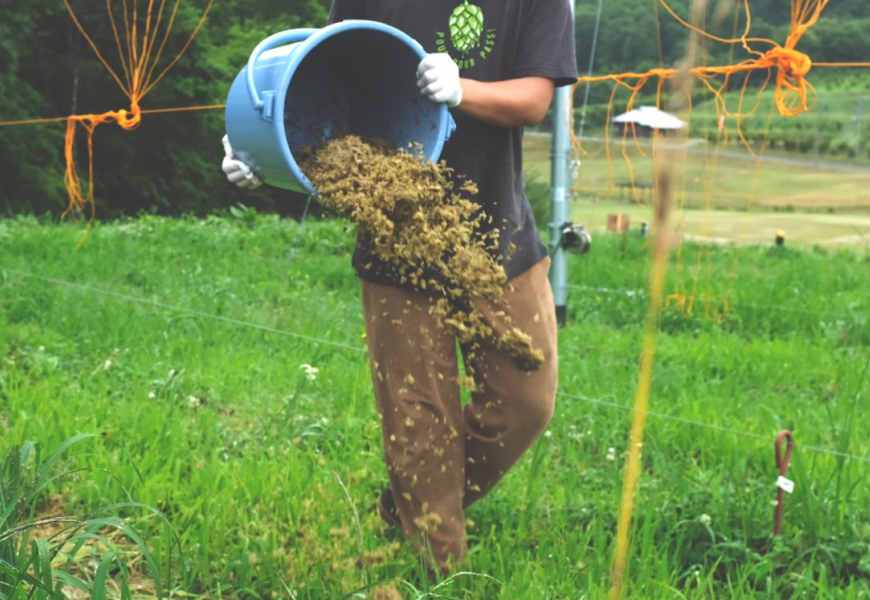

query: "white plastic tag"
left=776, top=475, right=795, bottom=494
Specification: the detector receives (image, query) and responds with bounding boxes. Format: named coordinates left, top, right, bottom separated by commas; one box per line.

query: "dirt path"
left=573, top=202, right=870, bottom=249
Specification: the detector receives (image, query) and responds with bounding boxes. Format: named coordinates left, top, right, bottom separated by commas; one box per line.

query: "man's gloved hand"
left=416, top=54, right=463, bottom=108
left=221, top=135, right=263, bottom=189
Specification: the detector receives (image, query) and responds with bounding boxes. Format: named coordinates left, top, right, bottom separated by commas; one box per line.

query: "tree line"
left=0, top=0, right=331, bottom=218
left=1, top=0, right=867, bottom=218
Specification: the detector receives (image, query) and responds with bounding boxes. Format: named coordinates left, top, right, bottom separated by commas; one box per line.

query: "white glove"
left=416, top=53, right=463, bottom=108
left=221, top=135, right=263, bottom=189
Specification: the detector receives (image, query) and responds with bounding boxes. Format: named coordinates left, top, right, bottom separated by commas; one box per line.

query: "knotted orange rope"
left=572, top=0, right=870, bottom=162
left=38, top=0, right=215, bottom=236
left=62, top=102, right=143, bottom=225
left=574, top=43, right=819, bottom=121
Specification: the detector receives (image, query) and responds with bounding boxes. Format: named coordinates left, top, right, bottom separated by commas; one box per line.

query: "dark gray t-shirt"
left=328, top=0, right=578, bottom=286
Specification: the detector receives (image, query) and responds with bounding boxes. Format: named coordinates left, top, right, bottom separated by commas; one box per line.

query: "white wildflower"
left=544, top=430, right=553, bottom=438
left=300, top=364, right=319, bottom=381
left=699, top=513, right=712, bottom=527
left=606, top=447, right=617, bottom=461
left=104, top=360, right=113, bottom=370
left=148, top=391, right=156, bottom=399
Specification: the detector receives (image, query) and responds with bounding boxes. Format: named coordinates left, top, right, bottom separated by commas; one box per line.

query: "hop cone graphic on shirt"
left=449, top=0, right=484, bottom=54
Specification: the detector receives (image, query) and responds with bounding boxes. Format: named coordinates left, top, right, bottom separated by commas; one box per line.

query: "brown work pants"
left=361, top=257, right=559, bottom=569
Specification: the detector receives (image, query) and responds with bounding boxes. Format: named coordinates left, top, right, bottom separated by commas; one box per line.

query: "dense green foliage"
left=575, top=0, right=870, bottom=93
left=0, top=0, right=331, bottom=218
left=572, top=0, right=870, bottom=159
left=1, top=215, right=869, bottom=598
left=1, top=0, right=869, bottom=218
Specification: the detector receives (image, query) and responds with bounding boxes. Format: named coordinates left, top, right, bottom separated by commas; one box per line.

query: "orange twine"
left=575, top=45, right=818, bottom=121
left=10, top=0, right=217, bottom=237
left=572, top=0, right=870, bottom=167
left=62, top=103, right=143, bottom=230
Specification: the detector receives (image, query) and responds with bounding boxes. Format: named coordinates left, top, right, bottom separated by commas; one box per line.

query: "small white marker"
left=776, top=475, right=795, bottom=494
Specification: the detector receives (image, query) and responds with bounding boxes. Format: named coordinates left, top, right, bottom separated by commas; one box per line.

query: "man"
left=223, top=0, right=577, bottom=572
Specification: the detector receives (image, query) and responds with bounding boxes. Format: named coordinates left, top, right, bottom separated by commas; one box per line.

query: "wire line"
left=558, top=390, right=870, bottom=464
left=566, top=283, right=867, bottom=322
left=0, top=104, right=225, bottom=128
left=1, top=266, right=366, bottom=354
left=3, top=265, right=868, bottom=464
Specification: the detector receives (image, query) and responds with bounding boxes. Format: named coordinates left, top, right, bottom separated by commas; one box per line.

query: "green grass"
left=525, top=136, right=870, bottom=213
left=568, top=202, right=870, bottom=250
left=524, top=134, right=870, bottom=250
left=1, top=214, right=870, bottom=599
left=0, top=435, right=168, bottom=600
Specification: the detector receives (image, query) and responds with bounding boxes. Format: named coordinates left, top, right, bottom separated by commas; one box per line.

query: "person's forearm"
left=457, top=77, right=554, bottom=128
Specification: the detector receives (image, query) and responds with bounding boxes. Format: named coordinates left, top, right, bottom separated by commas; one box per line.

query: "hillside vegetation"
left=2, top=0, right=868, bottom=218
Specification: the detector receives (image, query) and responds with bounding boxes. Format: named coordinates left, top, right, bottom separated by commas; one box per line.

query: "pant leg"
left=360, top=280, right=467, bottom=567
left=461, top=257, right=559, bottom=507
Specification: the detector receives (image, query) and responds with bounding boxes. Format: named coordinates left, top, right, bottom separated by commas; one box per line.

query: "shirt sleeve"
left=328, top=0, right=366, bottom=24
left=512, top=0, right=578, bottom=87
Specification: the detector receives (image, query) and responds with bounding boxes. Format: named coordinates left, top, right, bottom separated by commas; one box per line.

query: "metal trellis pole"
left=578, top=0, right=605, bottom=142
left=549, top=0, right=577, bottom=327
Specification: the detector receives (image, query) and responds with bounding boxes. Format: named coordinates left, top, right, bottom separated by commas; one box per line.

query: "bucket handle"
left=446, top=113, right=457, bottom=141
left=247, top=29, right=319, bottom=111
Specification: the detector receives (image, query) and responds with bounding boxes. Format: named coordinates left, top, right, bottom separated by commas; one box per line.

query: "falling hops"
left=298, top=136, right=544, bottom=371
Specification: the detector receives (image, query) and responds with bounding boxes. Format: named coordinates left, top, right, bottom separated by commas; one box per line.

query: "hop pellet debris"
left=298, top=136, right=544, bottom=371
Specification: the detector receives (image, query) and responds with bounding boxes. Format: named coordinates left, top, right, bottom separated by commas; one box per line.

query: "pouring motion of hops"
left=222, top=0, right=577, bottom=574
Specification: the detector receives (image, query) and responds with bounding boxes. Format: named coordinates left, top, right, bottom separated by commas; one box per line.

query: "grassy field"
left=2, top=214, right=870, bottom=599
left=569, top=203, right=870, bottom=250
left=524, top=135, right=870, bottom=249
left=524, top=136, right=870, bottom=212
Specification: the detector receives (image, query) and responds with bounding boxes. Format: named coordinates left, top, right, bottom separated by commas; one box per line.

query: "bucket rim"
left=274, top=20, right=452, bottom=195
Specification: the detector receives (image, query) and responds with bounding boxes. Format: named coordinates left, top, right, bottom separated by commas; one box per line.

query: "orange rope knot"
left=62, top=101, right=144, bottom=232
left=764, top=46, right=815, bottom=117
left=768, top=47, right=812, bottom=79
left=111, top=102, right=143, bottom=130
left=54, top=0, right=215, bottom=236
left=71, top=102, right=142, bottom=131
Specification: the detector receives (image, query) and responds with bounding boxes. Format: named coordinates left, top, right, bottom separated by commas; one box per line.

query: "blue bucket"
left=225, top=21, right=456, bottom=194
